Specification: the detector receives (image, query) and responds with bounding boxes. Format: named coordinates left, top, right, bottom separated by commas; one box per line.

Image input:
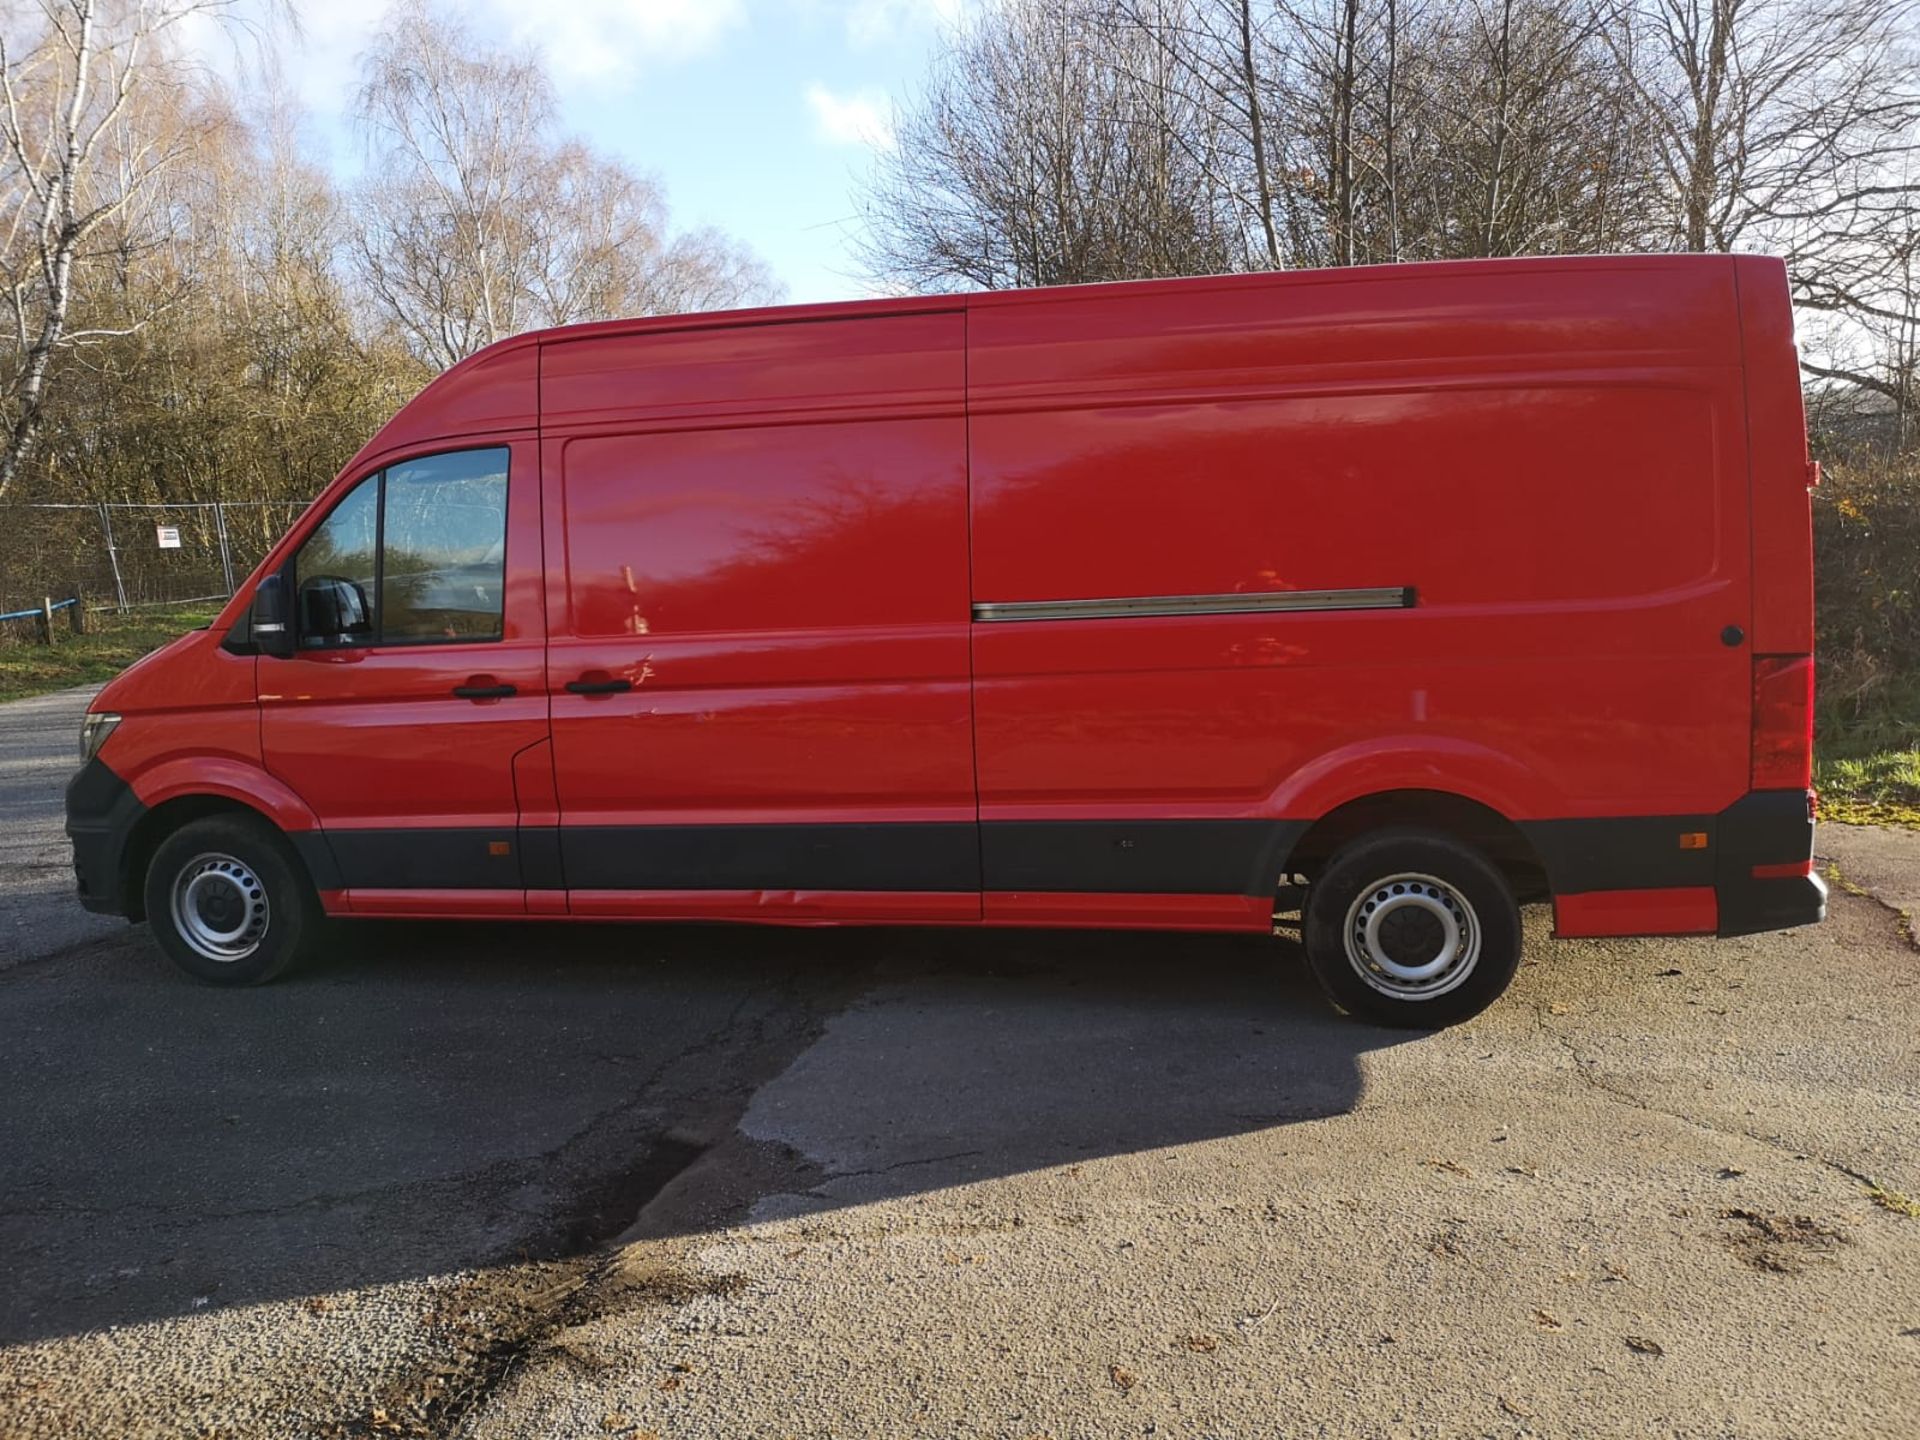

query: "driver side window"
left=294, top=447, right=510, bottom=649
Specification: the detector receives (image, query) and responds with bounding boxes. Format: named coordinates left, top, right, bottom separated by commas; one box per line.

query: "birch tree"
left=0, top=0, right=234, bottom=500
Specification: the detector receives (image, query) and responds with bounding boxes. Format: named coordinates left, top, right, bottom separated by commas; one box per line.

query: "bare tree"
left=862, top=0, right=1240, bottom=290
left=1602, top=0, right=1920, bottom=255
left=352, top=2, right=778, bottom=370
left=1256, top=0, right=1659, bottom=264
left=0, top=0, right=236, bottom=500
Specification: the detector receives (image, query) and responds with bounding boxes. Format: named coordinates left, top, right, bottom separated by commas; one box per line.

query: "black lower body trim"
left=322, top=827, right=536, bottom=891
left=1715, top=789, right=1823, bottom=936
left=64, top=758, right=145, bottom=918
left=1520, top=814, right=1717, bottom=895
left=1718, top=873, right=1827, bottom=937
left=982, top=819, right=1305, bottom=896
left=317, top=818, right=1307, bottom=897
left=314, top=797, right=1825, bottom=938
left=1520, top=789, right=1824, bottom=938
left=559, top=822, right=980, bottom=892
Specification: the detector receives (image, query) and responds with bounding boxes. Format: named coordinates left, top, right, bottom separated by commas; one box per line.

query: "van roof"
left=349, top=252, right=1758, bottom=474
left=477, top=251, right=1743, bottom=356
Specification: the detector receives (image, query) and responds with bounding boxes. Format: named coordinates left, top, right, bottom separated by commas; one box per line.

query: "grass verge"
left=0, top=605, right=220, bottom=703
left=1816, top=746, right=1920, bottom=828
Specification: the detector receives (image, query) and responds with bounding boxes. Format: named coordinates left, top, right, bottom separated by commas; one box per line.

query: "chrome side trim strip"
left=972, top=586, right=1416, bottom=624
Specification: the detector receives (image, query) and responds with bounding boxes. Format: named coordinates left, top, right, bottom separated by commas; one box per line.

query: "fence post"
left=39, top=596, right=54, bottom=645
left=96, top=504, right=129, bottom=614
left=69, top=585, right=87, bottom=634
left=213, top=500, right=237, bottom=596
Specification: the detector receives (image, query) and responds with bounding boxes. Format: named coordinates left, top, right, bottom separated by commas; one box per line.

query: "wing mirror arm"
left=251, top=570, right=295, bottom=659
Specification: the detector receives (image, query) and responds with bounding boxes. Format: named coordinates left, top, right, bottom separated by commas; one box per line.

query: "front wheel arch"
left=140, top=811, right=322, bottom=985
left=124, top=796, right=318, bottom=922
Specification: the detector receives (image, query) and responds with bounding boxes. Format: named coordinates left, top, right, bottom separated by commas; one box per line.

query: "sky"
left=211, top=0, right=969, bottom=304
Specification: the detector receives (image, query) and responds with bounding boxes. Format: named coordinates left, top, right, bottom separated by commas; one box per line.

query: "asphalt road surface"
left=0, top=684, right=1915, bottom=1439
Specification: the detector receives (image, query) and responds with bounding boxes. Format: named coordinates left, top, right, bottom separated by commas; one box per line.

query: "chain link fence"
left=0, top=499, right=314, bottom=615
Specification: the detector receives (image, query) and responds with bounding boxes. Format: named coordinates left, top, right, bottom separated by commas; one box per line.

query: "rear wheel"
left=143, top=814, right=320, bottom=986
left=1302, top=829, right=1520, bottom=1028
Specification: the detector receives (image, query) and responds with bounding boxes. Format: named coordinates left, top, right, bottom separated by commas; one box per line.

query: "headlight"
left=79, top=712, right=121, bottom=764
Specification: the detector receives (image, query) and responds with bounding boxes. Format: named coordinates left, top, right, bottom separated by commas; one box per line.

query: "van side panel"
left=540, top=314, right=981, bottom=912
left=967, top=261, right=1754, bottom=905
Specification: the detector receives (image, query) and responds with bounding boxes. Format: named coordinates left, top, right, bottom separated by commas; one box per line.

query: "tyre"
left=1302, top=829, right=1521, bottom=1028
left=143, top=813, right=320, bottom=986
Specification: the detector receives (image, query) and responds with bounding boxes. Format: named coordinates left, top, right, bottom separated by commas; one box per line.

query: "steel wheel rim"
left=170, top=852, right=270, bottom=963
left=1341, top=872, right=1480, bottom=1000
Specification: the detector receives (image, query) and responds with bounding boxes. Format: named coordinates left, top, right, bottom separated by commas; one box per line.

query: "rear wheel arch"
left=1282, top=789, right=1547, bottom=903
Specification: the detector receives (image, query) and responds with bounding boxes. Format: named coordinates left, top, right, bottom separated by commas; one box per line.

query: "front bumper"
left=65, top=757, right=146, bottom=918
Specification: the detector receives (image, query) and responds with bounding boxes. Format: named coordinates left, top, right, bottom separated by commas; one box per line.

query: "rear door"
left=540, top=311, right=979, bottom=920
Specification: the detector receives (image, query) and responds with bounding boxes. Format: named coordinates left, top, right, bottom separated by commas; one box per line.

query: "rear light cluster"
left=1752, top=655, right=1814, bottom=791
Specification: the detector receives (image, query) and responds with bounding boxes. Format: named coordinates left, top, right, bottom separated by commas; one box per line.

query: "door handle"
left=453, top=682, right=517, bottom=700
left=566, top=677, right=633, bottom=695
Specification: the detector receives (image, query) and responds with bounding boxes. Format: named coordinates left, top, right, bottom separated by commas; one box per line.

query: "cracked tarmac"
left=1, top=684, right=1916, bottom=1437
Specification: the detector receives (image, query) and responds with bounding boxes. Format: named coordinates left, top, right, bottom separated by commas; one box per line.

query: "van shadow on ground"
left=0, top=918, right=1404, bottom=1344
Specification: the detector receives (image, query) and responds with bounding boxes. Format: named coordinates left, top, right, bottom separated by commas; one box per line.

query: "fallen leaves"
left=1182, top=1333, right=1220, bottom=1353
left=1108, top=1364, right=1138, bottom=1392
left=1624, top=1335, right=1665, bottom=1356
left=1531, top=1308, right=1564, bottom=1331
left=1422, top=1157, right=1473, bottom=1177
left=1500, top=1395, right=1536, bottom=1418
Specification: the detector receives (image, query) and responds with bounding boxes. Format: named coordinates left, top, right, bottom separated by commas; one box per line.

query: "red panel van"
left=65, top=256, right=1824, bottom=1026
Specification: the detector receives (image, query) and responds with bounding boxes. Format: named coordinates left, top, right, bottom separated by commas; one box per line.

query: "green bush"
left=1814, top=457, right=1920, bottom=823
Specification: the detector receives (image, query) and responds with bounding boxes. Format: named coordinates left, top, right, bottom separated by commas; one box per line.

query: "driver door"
left=258, top=441, right=550, bottom=915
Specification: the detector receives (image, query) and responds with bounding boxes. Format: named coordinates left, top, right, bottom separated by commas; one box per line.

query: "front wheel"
left=143, top=814, right=320, bottom=985
left=1302, top=830, right=1521, bottom=1028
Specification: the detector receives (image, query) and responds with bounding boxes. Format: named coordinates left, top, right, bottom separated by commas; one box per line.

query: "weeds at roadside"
left=1866, top=1182, right=1920, bottom=1219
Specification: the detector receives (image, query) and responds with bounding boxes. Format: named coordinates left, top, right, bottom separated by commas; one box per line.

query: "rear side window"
left=294, top=447, right=509, bottom=648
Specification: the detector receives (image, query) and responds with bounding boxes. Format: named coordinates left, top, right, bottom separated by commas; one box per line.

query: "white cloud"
left=804, top=83, right=895, bottom=150
left=842, top=0, right=968, bottom=49
left=183, top=1, right=747, bottom=114
left=505, top=0, right=745, bottom=81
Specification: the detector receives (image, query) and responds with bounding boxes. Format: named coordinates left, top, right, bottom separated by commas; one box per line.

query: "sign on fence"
left=155, top=525, right=181, bottom=550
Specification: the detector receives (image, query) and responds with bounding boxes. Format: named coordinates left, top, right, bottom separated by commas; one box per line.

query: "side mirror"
left=297, top=574, right=373, bottom=646
left=252, top=572, right=294, bottom=659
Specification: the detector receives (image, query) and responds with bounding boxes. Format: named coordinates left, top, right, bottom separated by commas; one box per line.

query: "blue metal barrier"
left=0, top=597, right=79, bottom=623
